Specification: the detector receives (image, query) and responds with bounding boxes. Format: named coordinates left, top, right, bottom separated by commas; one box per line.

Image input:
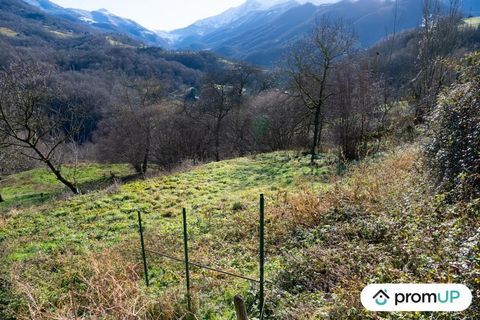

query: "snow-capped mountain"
left=163, top=0, right=300, bottom=45
left=20, top=0, right=480, bottom=66
left=22, top=0, right=168, bottom=47
left=162, top=0, right=480, bottom=66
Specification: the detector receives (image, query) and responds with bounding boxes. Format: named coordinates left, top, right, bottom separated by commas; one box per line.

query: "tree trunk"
left=141, top=146, right=149, bottom=176
left=214, top=117, right=222, bottom=162
left=45, top=159, right=79, bottom=194
left=316, top=115, right=324, bottom=154
left=141, top=132, right=151, bottom=176
left=311, top=106, right=322, bottom=164
left=141, top=148, right=149, bottom=176
left=30, top=143, right=79, bottom=194
left=0, top=193, right=3, bottom=203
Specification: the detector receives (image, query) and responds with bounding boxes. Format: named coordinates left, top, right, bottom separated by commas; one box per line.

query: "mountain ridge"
left=22, top=0, right=169, bottom=47
left=163, top=0, right=480, bottom=65
left=166, top=0, right=422, bottom=65
left=15, top=0, right=480, bottom=66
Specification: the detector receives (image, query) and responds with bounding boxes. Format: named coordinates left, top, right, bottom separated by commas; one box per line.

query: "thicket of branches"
left=426, top=52, right=480, bottom=201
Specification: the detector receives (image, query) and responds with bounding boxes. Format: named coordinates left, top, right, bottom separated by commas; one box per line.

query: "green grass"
left=0, top=149, right=478, bottom=319
left=0, top=152, right=333, bottom=319
left=463, top=17, right=480, bottom=27
left=0, top=27, right=18, bottom=37
left=0, top=163, right=134, bottom=212
left=1, top=152, right=332, bottom=259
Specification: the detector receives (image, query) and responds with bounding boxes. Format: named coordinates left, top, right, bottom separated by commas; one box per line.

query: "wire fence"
left=136, top=194, right=267, bottom=319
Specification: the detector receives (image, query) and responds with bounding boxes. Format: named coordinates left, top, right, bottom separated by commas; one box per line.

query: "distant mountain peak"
left=245, top=0, right=297, bottom=10
left=163, top=0, right=431, bottom=66
left=21, top=0, right=169, bottom=47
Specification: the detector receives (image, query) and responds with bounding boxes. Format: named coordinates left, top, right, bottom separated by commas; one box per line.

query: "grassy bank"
left=0, top=163, right=134, bottom=212
left=0, top=152, right=333, bottom=319
left=0, top=148, right=478, bottom=319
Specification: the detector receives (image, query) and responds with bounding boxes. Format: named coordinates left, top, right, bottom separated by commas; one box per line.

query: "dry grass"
left=2, top=147, right=478, bottom=319
left=271, top=146, right=419, bottom=230
left=267, top=145, right=479, bottom=319
left=9, top=246, right=180, bottom=320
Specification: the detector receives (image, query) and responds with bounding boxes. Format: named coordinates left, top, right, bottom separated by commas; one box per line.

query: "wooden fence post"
left=234, top=295, right=249, bottom=320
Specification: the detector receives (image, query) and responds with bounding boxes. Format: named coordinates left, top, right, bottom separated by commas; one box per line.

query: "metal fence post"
left=259, top=194, right=265, bottom=319
left=137, top=210, right=149, bottom=287
left=182, top=208, right=192, bottom=313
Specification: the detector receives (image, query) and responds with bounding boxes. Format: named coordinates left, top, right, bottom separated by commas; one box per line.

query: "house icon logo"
left=373, top=289, right=390, bottom=306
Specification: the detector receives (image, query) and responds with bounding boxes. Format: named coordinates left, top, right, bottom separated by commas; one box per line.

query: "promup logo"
left=373, top=289, right=390, bottom=306
left=361, top=284, right=472, bottom=312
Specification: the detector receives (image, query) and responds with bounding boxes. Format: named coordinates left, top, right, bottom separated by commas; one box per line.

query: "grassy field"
left=0, top=163, right=134, bottom=212
left=464, top=16, right=480, bottom=27
left=0, top=152, right=334, bottom=319
left=0, top=149, right=478, bottom=319
left=0, top=27, right=18, bottom=37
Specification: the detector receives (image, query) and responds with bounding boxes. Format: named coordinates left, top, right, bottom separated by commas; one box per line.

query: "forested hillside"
left=23, top=0, right=169, bottom=47
left=167, top=0, right=480, bottom=65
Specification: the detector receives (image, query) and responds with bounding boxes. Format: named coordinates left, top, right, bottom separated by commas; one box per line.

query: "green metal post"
left=137, top=210, right=149, bottom=287
left=182, top=208, right=192, bottom=313
left=259, top=194, right=265, bottom=319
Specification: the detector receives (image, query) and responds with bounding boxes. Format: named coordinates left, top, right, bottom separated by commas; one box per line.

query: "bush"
left=425, top=52, right=480, bottom=201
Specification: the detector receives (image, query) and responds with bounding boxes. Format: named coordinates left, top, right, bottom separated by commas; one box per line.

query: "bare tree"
left=414, top=0, right=461, bottom=122
left=287, top=17, right=355, bottom=163
left=185, top=63, right=258, bottom=161
left=150, top=104, right=210, bottom=167
left=330, top=57, right=385, bottom=160
left=122, top=79, right=165, bottom=175
left=95, top=78, right=165, bottom=175
left=247, top=90, right=308, bottom=151
left=0, top=63, right=90, bottom=194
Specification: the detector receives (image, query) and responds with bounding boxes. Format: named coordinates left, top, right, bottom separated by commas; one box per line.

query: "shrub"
left=425, top=52, right=480, bottom=201
left=232, top=201, right=244, bottom=211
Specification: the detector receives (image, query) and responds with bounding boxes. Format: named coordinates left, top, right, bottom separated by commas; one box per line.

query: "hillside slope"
left=168, top=0, right=425, bottom=65
left=23, top=0, right=168, bottom=47
left=0, top=0, right=101, bottom=46
left=0, top=148, right=478, bottom=319
left=167, top=0, right=480, bottom=66
left=0, top=164, right=134, bottom=212
left=0, top=0, right=228, bottom=104
left=0, top=152, right=332, bottom=318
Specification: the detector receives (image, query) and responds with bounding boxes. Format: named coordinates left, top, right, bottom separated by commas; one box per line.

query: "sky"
left=51, top=0, right=247, bottom=31
left=50, top=0, right=338, bottom=31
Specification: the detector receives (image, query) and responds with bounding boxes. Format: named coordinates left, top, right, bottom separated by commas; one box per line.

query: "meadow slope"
left=0, top=152, right=333, bottom=319
left=0, top=148, right=478, bottom=319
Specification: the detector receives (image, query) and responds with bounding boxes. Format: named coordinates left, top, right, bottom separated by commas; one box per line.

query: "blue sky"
left=50, top=0, right=338, bottom=31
